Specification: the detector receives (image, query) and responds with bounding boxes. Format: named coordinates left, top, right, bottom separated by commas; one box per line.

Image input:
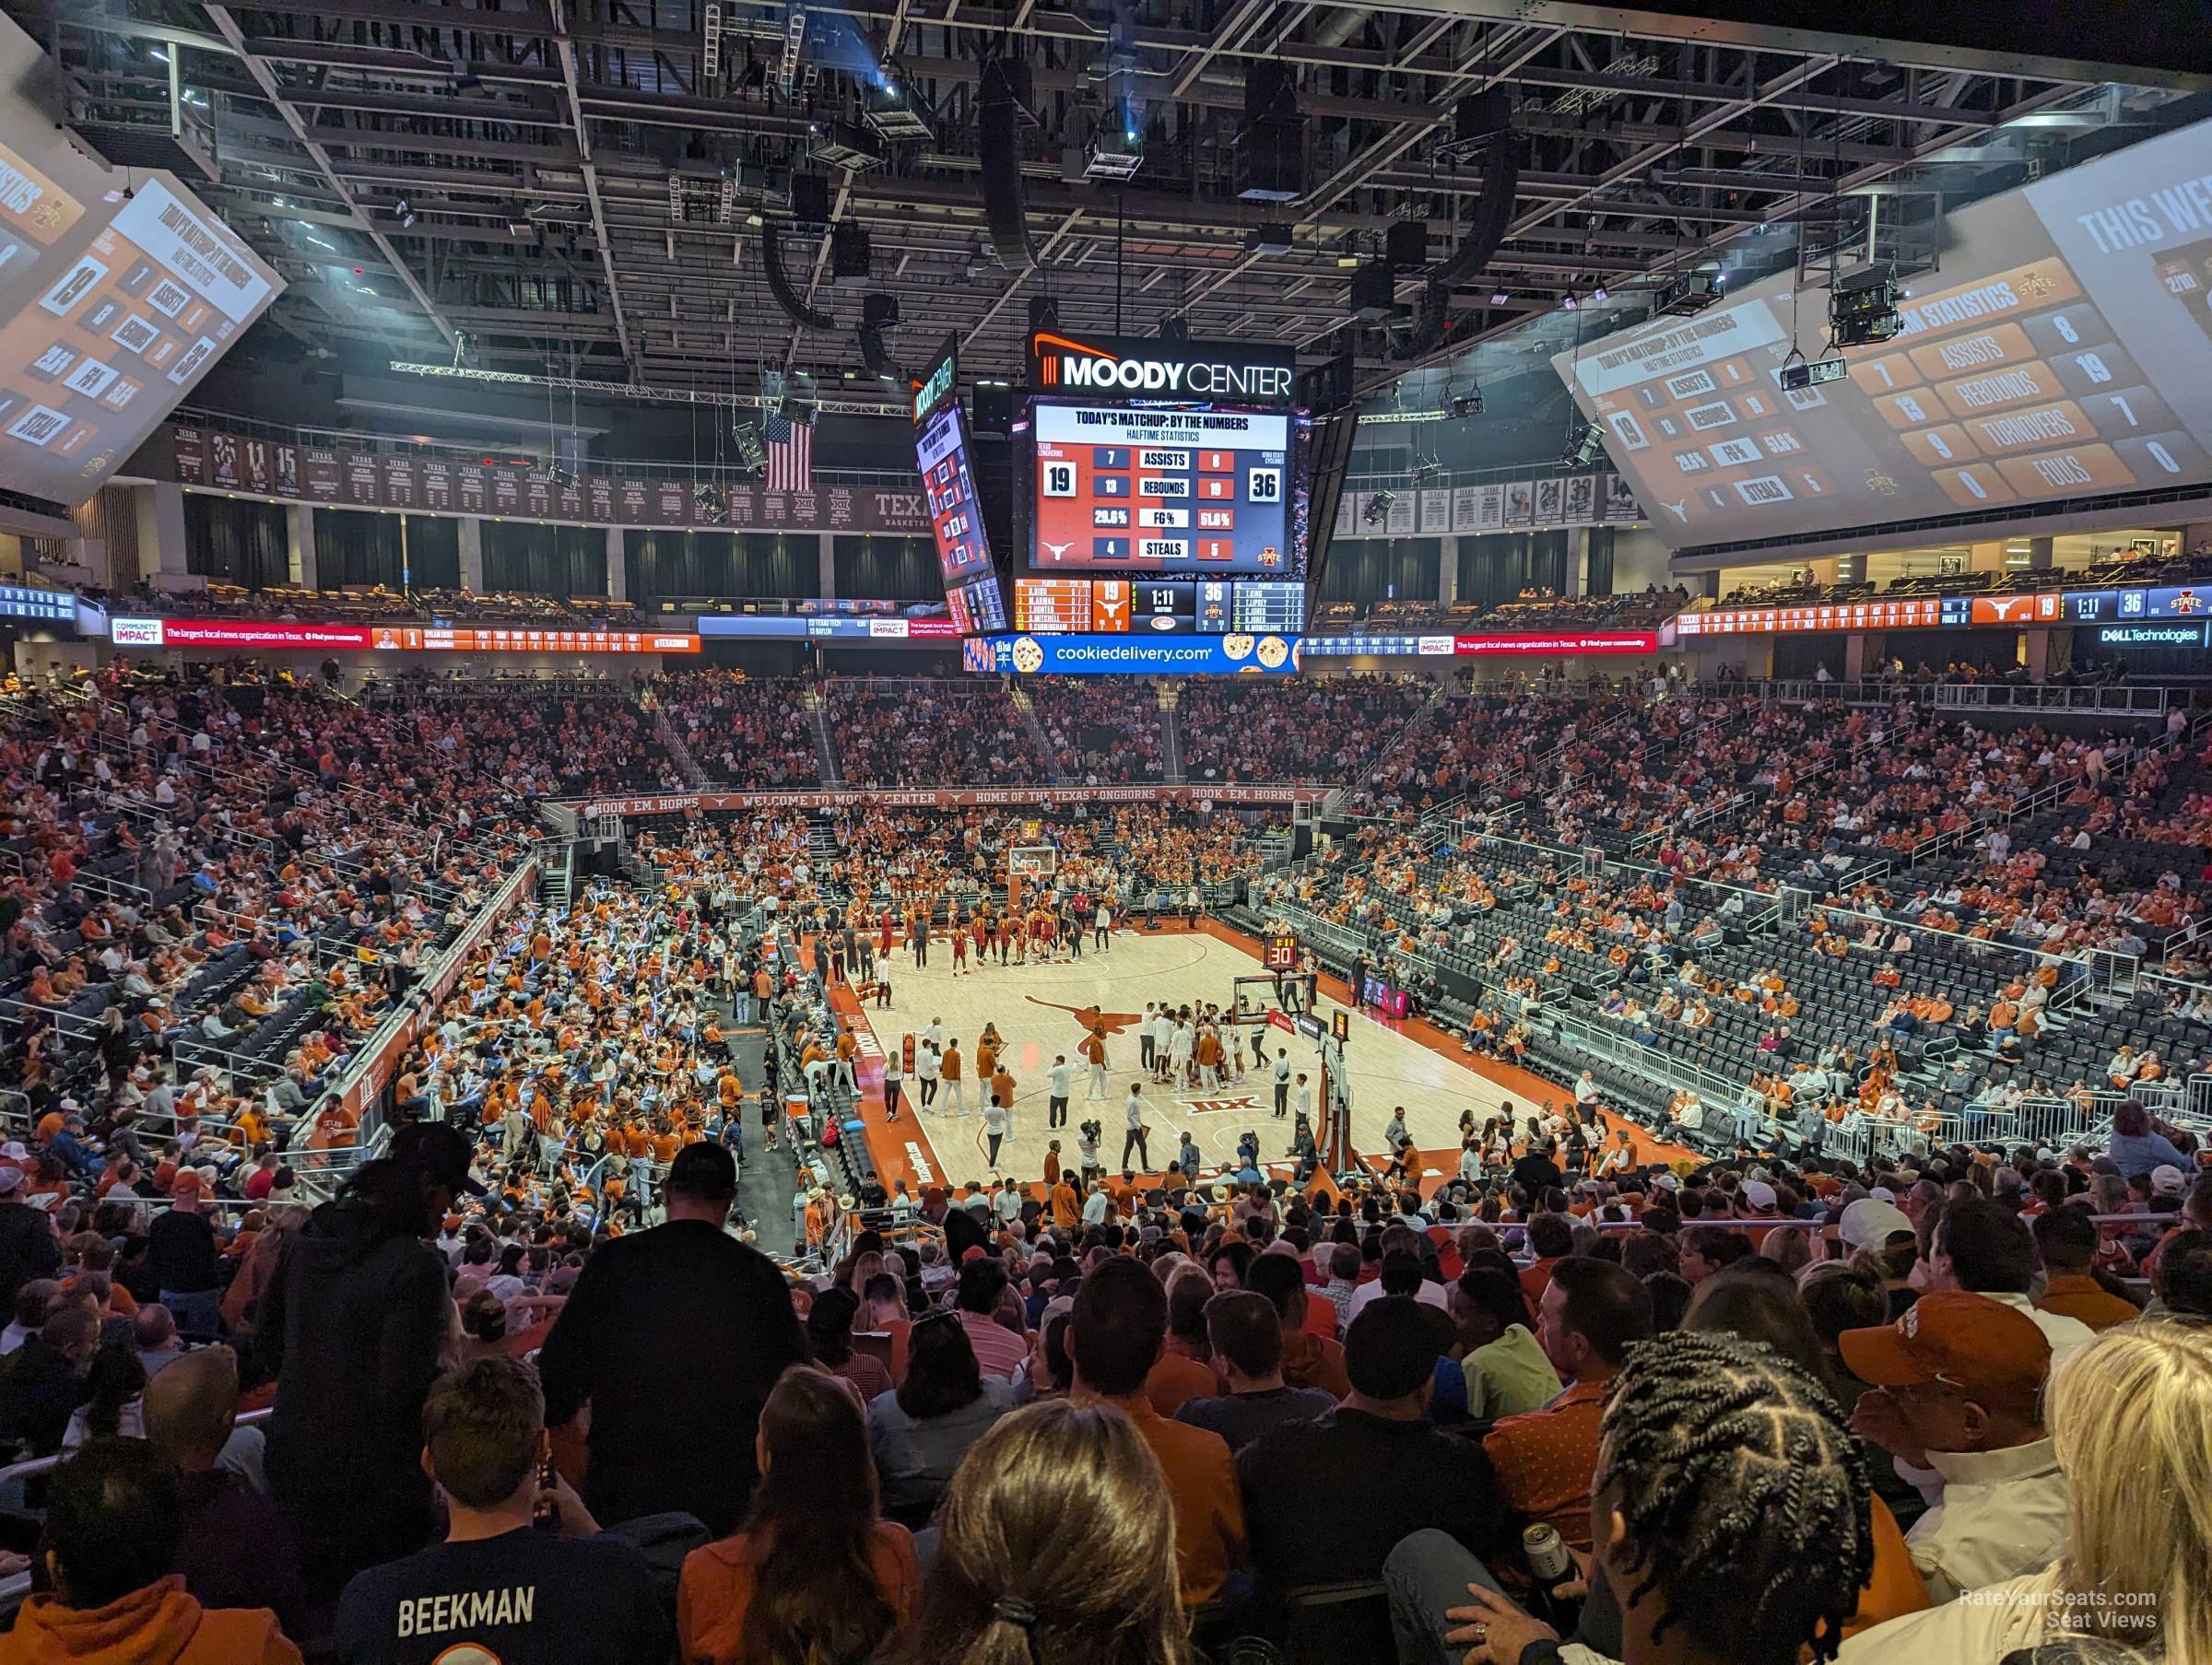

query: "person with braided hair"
left=1385, top=1331, right=1881, bottom=1665
left=894, top=1398, right=1193, bottom=1665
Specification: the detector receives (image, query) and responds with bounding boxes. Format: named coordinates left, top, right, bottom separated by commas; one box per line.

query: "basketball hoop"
left=1006, top=844, right=1056, bottom=912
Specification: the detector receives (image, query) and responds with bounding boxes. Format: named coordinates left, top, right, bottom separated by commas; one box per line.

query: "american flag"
left=763, top=412, right=813, bottom=493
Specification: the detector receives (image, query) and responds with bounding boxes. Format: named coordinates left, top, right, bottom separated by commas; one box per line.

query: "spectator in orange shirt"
left=2030, top=1209, right=2142, bottom=1331
left=1484, top=1256, right=1653, bottom=1552
left=677, top=1366, right=917, bottom=1665
left=1146, top=1268, right=1219, bottom=1417
left=1069, top=1258, right=1245, bottom=1605
left=1517, top=1213, right=1574, bottom=1305
left=1246, top=1253, right=1349, bottom=1401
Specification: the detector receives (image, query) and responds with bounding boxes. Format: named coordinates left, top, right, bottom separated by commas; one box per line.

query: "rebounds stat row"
left=1031, top=405, right=1290, bottom=571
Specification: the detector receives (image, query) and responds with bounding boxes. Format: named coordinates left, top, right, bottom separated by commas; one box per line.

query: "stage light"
left=1655, top=273, right=1724, bottom=316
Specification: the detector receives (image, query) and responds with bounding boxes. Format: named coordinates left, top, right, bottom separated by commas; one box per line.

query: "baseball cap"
left=1652, top=1172, right=1680, bottom=1192
left=387, top=1122, right=487, bottom=1196
left=1741, top=1179, right=1778, bottom=1211
left=1838, top=1197, right=1913, bottom=1251
left=1869, top=1186, right=1898, bottom=1203
left=1838, top=1292, right=2051, bottom=1408
left=0, top=1168, right=24, bottom=1195
left=2151, top=1165, right=2187, bottom=1197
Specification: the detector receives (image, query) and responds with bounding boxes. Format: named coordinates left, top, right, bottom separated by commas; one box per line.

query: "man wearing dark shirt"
left=1175, top=1291, right=1334, bottom=1454
left=146, top=1171, right=222, bottom=1337
left=337, top=1356, right=665, bottom=1665
left=0, top=1167, right=60, bottom=1314
left=535, top=1143, right=806, bottom=1533
left=0, top=1305, right=96, bottom=1458
left=146, top=1344, right=308, bottom=1639
left=1512, top=1143, right=1566, bottom=1198
left=1238, top=1296, right=1502, bottom=1599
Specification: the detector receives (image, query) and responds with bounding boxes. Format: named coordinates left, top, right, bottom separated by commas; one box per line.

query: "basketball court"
left=845, top=919, right=1563, bottom=1192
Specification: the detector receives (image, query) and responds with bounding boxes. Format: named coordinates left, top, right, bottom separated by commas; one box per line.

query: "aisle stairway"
left=1008, top=687, right=1063, bottom=784
left=649, top=702, right=709, bottom=788
left=809, top=689, right=843, bottom=784
left=1161, top=686, right=1185, bottom=784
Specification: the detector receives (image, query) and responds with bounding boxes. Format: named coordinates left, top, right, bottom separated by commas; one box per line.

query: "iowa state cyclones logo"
left=1024, top=996, right=1144, bottom=1035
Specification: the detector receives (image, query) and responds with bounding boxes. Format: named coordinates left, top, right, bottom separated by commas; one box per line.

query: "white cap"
left=2150, top=1164, right=2188, bottom=1197
left=1651, top=1171, right=1679, bottom=1192
left=1839, top=1197, right=1913, bottom=1251
left=1741, top=1179, right=1778, bottom=1211
left=1869, top=1186, right=1897, bottom=1202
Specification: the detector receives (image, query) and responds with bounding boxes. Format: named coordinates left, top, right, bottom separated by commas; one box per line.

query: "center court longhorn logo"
left=1024, top=996, right=1144, bottom=1036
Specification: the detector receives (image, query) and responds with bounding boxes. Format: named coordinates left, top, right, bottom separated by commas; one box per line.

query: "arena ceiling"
left=14, top=0, right=2211, bottom=406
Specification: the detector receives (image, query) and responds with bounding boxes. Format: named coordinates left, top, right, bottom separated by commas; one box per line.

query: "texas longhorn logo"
left=1023, top=996, right=1145, bottom=1036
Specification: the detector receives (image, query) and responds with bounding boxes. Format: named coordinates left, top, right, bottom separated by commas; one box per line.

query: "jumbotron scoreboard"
left=1024, top=329, right=1304, bottom=578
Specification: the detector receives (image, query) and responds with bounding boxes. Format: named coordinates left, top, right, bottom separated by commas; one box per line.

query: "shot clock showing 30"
left=1032, top=403, right=1290, bottom=572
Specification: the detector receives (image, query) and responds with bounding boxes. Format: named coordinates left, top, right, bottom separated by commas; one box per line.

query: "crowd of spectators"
left=647, top=671, right=822, bottom=788
left=825, top=684, right=1052, bottom=787
left=1027, top=680, right=1168, bottom=783
left=89, top=582, right=643, bottom=628
left=3, top=656, right=2211, bottom=1665
left=1178, top=674, right=1435, bottom=784
left=2, top=1006, right=2206, bottom=1665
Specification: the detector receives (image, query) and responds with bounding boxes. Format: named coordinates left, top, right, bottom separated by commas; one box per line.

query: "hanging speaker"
left=1395, top=129, right=1519, bottom=359
left=979, top=57, right=1035, bottom=271
left=831, top=220, right=872, bottom=278
left=790, top=174, right=831, bottom=229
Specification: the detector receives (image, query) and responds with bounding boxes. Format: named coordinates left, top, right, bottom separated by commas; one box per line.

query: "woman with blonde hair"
left=897, top=1399, right=1192, bottom=1665
left=1838, top=1320, right=2212, bottom=1663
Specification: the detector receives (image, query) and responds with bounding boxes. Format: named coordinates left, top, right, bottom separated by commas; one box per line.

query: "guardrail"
left=1933, top=683, right=2172, bottom=716
left=289, top=858, right=540, bottom=1188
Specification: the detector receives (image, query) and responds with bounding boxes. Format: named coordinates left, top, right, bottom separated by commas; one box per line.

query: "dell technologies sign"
left=1030, top=332, right=1298, bottom=406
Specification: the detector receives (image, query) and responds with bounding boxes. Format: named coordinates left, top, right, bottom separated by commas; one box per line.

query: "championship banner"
left=574, top=783, right=1324, bottom=820
left=168, top=420, right=931, bottom=536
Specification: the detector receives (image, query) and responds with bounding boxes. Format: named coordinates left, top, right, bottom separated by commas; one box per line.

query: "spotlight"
left=1088, top=119, right=1143, bottom=181
left=1592, top=286, right=1608, bottom=302
left=1361, top=489, right=1395, bottom=525
left=1561, top=293, right=1578, bottom=311
left=1655, top=272, right=1724, bottom=316
left=1564, top=422, right=1604, bottom=467
left=1831, top=271, right=1902, bottom=347
left=865, top=68, right=933, bottom=141
left=1489, top=292, right=1509, bottom=306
